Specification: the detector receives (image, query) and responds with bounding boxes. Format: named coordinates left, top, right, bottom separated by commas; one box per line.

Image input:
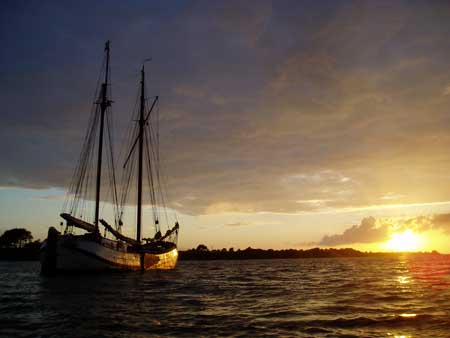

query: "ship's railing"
left=100, top=237, right=128, bottom=252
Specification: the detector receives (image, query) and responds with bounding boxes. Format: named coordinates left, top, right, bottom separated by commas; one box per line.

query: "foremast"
left=137, top=64, right=145, bottom=243
left=94, top=41, right=112, bottom=230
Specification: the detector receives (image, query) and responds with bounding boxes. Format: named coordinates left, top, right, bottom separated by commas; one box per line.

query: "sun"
left=385, top=230, right=423, bottom=252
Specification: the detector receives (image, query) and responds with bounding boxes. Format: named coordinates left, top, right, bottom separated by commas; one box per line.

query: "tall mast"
left=137, top=64, right=145, bottom=242
left=94, top=40, right=111, bottom=230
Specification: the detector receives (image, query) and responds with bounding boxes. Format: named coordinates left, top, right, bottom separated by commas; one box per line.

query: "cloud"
left=3, top=1, right=450, bottom=216
left=224, top=220, right=280, bottom=227
left=318, top=217, right=388, bottom=246
left=296, top=199, right=333, bottom=205
left=225, top=222, right=249, bottom=227
left=316, top=212, right=450, bottom=246
left=443, top=85, right=450, bottom=96
left=380, top=192, right=405, bottom=201
left=429, top=213, right=450, bottom=232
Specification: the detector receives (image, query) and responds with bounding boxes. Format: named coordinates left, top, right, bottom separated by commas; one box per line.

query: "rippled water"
left=1, top=256, right=450, bottom=337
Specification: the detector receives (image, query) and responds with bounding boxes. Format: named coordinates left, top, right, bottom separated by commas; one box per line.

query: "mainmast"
left=94, top=41, right=111, bottom=230
left=136, top=64, right=145, bottom=242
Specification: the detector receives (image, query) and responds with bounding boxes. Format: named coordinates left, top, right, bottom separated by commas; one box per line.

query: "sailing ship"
left=40, top=41, right=179, bottom=274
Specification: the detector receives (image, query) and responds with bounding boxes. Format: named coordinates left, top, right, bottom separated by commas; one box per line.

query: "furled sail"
left=60, top=213, right=97, bottom=233
left=99, top=219, right=139, bottom=246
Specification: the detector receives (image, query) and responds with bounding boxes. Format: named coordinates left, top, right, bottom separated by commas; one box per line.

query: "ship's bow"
left=40, top=227, right=60, bottom=275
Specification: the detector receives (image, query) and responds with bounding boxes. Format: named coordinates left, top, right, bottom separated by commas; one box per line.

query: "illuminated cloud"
left=316, top=213, right=450, bottom=246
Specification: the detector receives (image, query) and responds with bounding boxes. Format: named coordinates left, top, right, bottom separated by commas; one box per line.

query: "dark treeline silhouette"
left=0, top=228, right=41, bottom=260
left=0, top=228, right=33, bottom=248
left=178, top=244, right=400, bottom=260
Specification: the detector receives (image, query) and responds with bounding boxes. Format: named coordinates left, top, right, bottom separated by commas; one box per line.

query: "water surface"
left=1, top=256, right=450, bottom=337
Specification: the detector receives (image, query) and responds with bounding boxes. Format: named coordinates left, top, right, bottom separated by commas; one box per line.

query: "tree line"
left=178, top=244, right=387, bottom=260
left=0, top=228, right=39, bottom=248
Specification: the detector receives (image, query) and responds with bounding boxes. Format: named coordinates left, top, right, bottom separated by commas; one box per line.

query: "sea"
left=1, top=256, right=450, bottom=338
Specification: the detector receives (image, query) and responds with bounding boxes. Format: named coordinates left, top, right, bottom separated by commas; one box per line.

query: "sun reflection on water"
left=397, top=276, right=410, bottom=284
left=399, top=313, right=417, bottom=318
left=388, top=333, right=412, bottom=338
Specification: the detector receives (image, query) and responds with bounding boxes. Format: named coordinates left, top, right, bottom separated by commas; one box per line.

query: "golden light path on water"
left=386, top=251, right=450, bottom=337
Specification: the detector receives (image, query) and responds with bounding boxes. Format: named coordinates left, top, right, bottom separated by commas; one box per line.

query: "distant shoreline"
left=178, top=247, right=440, bottom=260
left=0, top=247, right=440, bottom=262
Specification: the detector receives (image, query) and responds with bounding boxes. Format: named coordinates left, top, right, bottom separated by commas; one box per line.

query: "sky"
left=2, top=0, right=450, bottom=252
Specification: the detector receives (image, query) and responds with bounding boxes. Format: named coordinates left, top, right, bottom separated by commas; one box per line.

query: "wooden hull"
left=40, top=228, right=178, bottom=274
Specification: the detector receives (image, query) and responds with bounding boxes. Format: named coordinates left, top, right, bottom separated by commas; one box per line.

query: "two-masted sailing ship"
left=40, top=41, right=179, bottom=274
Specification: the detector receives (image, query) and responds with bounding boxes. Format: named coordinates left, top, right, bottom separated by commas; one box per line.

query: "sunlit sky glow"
left=2, top=1, right=450, bottom=252
left=385, top=230, right=423, bottom=252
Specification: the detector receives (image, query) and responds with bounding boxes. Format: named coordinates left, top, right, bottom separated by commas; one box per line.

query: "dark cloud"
left=431, top=213, right=450, bottom=232
left=2, top=1, right=450, bottom=215
left=318, top=217, right=388, bottom=246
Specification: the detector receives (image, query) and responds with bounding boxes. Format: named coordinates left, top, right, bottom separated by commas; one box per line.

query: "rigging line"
left=144, top=143, right=156, bottom=227
left=77, top=126, right=96, bottom=218
left=106, top=107, right=120, bottom=227
left=159, top=154, right=179, bottom=223
left=101, top=170, right=111, bottom=215
left=70, top=108, right=98, bottom=215
left=118, top=121, right=138, bottom=215
left=147, top=121, right=164, bottom=227
left=116, top=89, right=142, bottom=228
left=72, top=58, right=107, bottom=219
left=144, top=128, right=159, bottom=231
left=75, top=106, right=99, bottom=214
left=78, top=105, right=99, bottom=220
left=154, top=101, right=170, bottom=229
left=123, top=96, right=159, bottom=169
left=68, top=105, right=97, bottom=213
left=81, top=154, right=94, bottom=220
left=148, top=124, right=162, bottom=195
left=118, top=87, right=140, bottom=208
left=117, top=84, right=140, bottom=171
left=152, top=102, right=164, bottom=225
left=104, top=127, right=113, bottom=216
left=148, top=102, right=177, bottom=227
left=144, top=129, right=156, bottom=212
left=119, top=146, right=134, bottom=208
left=73, top=98, right=100, bottom=198
left=147, top=124, right=159, bottom=210
left=119, top=102, right=140, bottom=214
left=63, top=54, right=105, bottom=213
left=156, top=160, right=170, bottom=229
left=69, top=53, right=105, bottom=200
left=119, top=142, right=136, bottom=220
left=148, top=116, right=168, bottom=228
left=147, top=110, right=169, bottom=230
left=156, top=99, right=160, bottom=178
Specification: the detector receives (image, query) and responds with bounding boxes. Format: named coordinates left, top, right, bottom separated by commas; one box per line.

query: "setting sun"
left=385, top=230, right=423, bottom=252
